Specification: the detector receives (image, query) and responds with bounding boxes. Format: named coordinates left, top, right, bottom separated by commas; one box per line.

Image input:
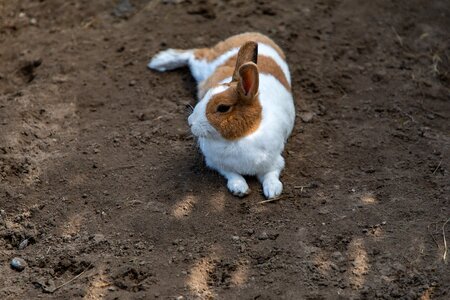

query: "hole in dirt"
left=17, top=59, right=42, bottom=83
left=53, top=258, right=92, bottom=277
left=208, top=260, right=247, bottom=287
left=207, top=260, right=239, bottom=288
left=0, top=229, right=36, bottom=248
left=112, top=267, right=154, bottom=292
left=0, top=156, right=34, bottom=179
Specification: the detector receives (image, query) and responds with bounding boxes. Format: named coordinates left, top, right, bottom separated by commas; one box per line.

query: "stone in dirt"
left=300, top=111, right=314, bottom=123
left=18, top=238, right=29, bottom=250
left=11, top=257, right=27, bottom=271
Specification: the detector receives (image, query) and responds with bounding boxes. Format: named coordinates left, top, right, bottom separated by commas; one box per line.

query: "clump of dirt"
left=0, top=0, right=449, bottom=299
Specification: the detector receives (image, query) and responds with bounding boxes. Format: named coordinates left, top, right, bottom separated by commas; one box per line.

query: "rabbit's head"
left=188, top=42, right=262, bottom=140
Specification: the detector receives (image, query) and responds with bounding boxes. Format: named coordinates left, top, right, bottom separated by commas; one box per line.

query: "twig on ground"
left=432, top=160, right=442, bottom=175
left=51, top=263, right=92, bottom=293
left=431, top=54, right=442, bottom=76
left=427, top=224, right=440, bottom=249
left=442, top=217, right=450, bottom=262
left=296, top=186, right=305, bottom=192
left=391, top=26, right=403, bottom=47
left=394, top=105, right=416, bottom=123
left=82, top=18, right=96, bottom=28
left=294, top=183, right=318, bottom=192
left=294, top=185, right=310, bottom=192
left=259, top=197, right=284, bottom=204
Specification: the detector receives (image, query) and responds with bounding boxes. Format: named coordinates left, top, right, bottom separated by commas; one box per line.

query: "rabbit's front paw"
left=227, top=178, right=251, bottom=197
left=263, top=177, right=283, bottom=199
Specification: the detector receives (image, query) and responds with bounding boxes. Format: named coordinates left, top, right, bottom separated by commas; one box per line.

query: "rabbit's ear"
left=237, top=62, right=259, bottom=102
left=232, top=41, right=258, bottom=82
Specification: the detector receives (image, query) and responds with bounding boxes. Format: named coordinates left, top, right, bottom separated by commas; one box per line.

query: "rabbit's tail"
left=148, top=49, right=195, bottom=72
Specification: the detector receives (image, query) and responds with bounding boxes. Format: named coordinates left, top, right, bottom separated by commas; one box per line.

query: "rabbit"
left=148, top=32, right=295, bottom=199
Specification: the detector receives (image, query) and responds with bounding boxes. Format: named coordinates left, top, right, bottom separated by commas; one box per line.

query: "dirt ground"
left=0, top=0, right=449, bottom=299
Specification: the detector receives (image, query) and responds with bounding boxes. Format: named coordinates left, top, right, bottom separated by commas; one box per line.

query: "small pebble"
left=258, top=232, right=269, bottom=240
left=93, top=233, right=105, bottom=243
left=426, top=113, right=435, bottom=120
left=11, top=257, right=27, bottom=271
left=331, top=251, right=345, bottom=263
left=113, top=0, right=134, bottom=17
left=244, top=229, right=255, bottom=235
left=129, top=80, right=136, bottom=86
left=18, top=239, right=29, bottom=250
left=300, top=111, right=314, bottom=123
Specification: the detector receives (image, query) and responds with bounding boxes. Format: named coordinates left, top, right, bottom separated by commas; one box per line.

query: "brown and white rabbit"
left=149, top=32, right=295, bottom=199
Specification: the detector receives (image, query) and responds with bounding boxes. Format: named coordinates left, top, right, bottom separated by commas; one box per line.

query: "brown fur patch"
left=237, top=62, right=259, bottom=101
left=198, top=35, right=286, bottom=140
left=206, top=84, right=262, bottom=140
left=198, top=54, right=290, bottom=98
left=252, top=55, right=290, bottom=90
left=194, top=32, right=285, bottom=61
left=198, top=65, right=234, bottom=99
left=232, top=41, right=258, bottom=81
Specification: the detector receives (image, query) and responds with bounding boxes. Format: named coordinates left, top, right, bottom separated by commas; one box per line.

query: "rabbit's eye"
left=217, top=104, right=231, bottom=113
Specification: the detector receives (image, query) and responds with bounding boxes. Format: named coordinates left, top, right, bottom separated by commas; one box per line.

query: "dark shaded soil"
left=1, top=0, right=449, bottom=299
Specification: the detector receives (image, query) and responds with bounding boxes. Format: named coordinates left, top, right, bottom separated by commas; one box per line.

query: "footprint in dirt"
left=111, top=266, right=154, bottom=292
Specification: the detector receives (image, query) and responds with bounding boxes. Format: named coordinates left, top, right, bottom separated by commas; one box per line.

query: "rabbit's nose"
left=188, top=114, right=194, bottom=126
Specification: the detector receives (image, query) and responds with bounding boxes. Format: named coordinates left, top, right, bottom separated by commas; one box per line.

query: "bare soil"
left=1, top=0, right=449, bottom=299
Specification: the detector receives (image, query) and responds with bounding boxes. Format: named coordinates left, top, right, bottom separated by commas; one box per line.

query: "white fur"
left=149, top=40, right=295, bottom=199
left=148, top=49, right=194, bottom=71
left=189, top=48, right=239, bottom=82
left=189, top=74, right=294, bottom=199
left=188, top=43, right=291, bottom=84
left=149, top=43, right=290, bottom=84
left=193, top=74, right=294, bottom=175
left=258, top=43, right=291, bottom=85
left=188, top=85, right=228, bottom=139
left=224, top=171, right=251, bottom=197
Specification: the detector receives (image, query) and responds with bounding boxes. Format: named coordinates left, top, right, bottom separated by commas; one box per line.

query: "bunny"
left=148, top=32, right=295, bottom=199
